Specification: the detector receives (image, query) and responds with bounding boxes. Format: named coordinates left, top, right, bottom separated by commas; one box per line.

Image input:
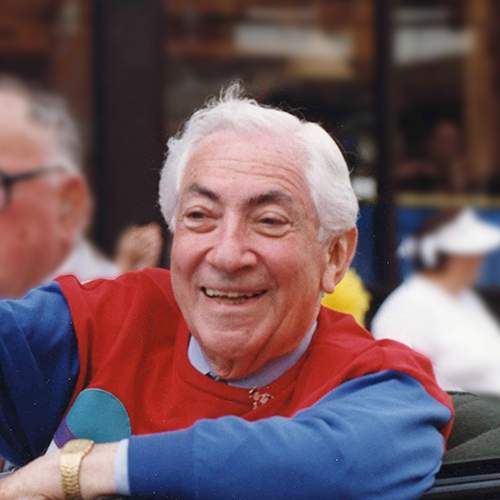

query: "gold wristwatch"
left=60, top=439, right=95, bottom=500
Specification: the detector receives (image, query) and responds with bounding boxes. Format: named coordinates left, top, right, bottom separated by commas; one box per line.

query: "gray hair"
left=159, top=83, right=359, bottom=241
left=0, top=75, right=82, bottom=171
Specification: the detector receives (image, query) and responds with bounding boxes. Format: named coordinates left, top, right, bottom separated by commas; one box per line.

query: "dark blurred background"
left=2, top=0, right=500, bottom=315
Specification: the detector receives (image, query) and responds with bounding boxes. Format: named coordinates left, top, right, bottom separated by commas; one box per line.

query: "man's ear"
left=321, top=227, right=358, bottom=294
left=57, top=175, right=89, bottom=236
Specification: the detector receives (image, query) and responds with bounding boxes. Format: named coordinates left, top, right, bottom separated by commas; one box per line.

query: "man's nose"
left=205, top=220, right=257, bottom=273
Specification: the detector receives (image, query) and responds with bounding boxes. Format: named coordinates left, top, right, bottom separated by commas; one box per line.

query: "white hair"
left=159, top=83, right=359, bottom=241
left=0, top=75, right=82, bottom=173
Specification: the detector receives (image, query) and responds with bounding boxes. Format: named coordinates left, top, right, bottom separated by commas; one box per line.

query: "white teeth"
left=204, top=289, right=250, bottom=298
left=203, top=288, right=264, bottom=299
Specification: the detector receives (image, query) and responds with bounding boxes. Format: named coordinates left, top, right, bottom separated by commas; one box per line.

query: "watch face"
left=64, top=439, right=94, bottom=454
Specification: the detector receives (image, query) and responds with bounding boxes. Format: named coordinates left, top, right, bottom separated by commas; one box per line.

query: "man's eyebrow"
left=186, top=183, right=220, bottom=202
left=248, top=191, right=294, bottom=206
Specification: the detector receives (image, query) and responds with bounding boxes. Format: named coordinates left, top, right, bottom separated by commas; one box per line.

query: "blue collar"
left=188, top=322, right=317, bottom=389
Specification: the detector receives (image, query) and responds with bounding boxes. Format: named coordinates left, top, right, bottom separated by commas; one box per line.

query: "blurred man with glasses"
left=0, top=76, right=117, bottom=299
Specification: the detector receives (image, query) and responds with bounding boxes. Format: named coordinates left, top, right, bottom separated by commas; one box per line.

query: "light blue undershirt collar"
left=188, top=321, right=317, bottom=389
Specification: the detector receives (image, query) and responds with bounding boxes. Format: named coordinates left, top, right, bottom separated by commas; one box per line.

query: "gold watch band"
left=60, top=439, right=95, bottom=500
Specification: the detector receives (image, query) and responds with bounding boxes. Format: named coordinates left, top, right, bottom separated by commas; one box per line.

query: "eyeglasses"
left=0, top=167, right=64, bottom=211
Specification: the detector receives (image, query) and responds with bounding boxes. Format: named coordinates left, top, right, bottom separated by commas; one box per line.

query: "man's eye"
left=187, top=212, right=206, bottom=219
left=256, top=216, right=291, bottom=236
left=260, top=218, right=282, bottom=225
left=183, top=210, right=217, bottom=232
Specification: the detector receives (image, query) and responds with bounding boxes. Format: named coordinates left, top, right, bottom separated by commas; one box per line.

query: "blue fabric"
left=0, top=282, right=78, bottom=465
left=128, top=370, right=451, bottom=500
left=352, top=204, right=377, bottom=285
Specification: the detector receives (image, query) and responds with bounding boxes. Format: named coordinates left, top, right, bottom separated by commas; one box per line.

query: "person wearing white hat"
left=372, top=209, right=500, bottom=395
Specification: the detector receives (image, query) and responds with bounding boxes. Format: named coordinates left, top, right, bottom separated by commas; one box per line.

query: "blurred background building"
left=2, top=0, right=500, bottom=322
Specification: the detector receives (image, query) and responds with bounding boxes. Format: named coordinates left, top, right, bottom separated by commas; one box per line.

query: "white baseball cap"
left=399, top=209, right=500, bottom=267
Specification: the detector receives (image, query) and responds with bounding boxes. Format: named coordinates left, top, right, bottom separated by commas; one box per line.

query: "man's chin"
left=195, top=328, right=265, bottom=363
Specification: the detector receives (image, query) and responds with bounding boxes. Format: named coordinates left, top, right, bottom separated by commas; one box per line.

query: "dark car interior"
left=422, top=393, right=500, bottom=499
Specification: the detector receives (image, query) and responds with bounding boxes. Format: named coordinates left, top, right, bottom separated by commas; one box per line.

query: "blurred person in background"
left=0, top=76, right=118, bottom=299
left=425, top=120, right=468, bottom=193
left=115, top=221, right=163, bottom=272
left=395, top=120, right=467, bottom=194
left=372, top=209, right=500, bottom=395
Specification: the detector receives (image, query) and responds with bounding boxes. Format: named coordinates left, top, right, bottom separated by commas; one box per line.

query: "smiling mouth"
left=201, top=287, right=267, bottom=304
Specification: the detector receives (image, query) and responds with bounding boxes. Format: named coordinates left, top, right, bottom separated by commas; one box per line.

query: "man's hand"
left=0, top=443, right=118, bottom=500
left=0, top=450, right=63, bottom=500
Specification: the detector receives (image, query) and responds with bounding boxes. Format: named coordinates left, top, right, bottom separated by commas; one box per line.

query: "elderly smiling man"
left=0, top=86, right=452, bottom=500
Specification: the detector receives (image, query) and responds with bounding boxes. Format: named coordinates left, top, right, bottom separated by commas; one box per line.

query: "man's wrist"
left=61, top=439, right=95, bottom=500
left=78, top=442, right=119, bottom=500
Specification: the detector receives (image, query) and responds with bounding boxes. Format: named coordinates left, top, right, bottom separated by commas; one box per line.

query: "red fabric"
left=57, top=268, right=453, bottom=441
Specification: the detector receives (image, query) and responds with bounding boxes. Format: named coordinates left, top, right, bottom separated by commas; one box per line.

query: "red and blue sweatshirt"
left=0, top=268, right=453, bottom=499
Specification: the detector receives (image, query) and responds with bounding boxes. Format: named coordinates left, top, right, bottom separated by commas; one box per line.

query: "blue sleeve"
left=128, top=370, right=452, bottom=500
left=0, top=282, right=78, bottom=465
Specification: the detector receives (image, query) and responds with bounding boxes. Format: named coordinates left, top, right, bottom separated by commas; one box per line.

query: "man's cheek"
left=0, top=227, right=30, bottom=259
left=0, top=239, right=28, bottom=293
left=0, top=212, right=46, bottom=262
left=265, top=250, right=302, bottom=283
left=172, top=236, right=205, bottom=274
left=170, top=253, right=190, bottom=286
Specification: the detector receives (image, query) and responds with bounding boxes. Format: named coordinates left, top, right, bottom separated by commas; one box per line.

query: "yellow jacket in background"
left=321, top=269, right=371, bottom=327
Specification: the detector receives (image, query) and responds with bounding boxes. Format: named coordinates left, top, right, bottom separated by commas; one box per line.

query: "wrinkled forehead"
left=192, top=128, right=304, bottom=163
left=181, top=129, right=310, bottom=196
left=0, top=124, right=54, bottom=172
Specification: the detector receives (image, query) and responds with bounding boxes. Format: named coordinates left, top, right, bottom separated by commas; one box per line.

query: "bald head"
left=0, top=93, right=57, bottom=173
left=0, top=76, right=83, bottom=171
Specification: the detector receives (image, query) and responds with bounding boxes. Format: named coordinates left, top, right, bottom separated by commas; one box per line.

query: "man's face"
left=0, top=93, right=64, bottom=297
left=171, top=129, right=332, bottom=379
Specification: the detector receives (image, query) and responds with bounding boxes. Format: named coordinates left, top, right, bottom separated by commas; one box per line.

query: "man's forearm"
left=80, top=442, right=119, bottom=499
left=0, top=371, right=451, bottom=500
left=0, top=442, right=118, bottom=500
left=126, top=370, right=451, bottom=499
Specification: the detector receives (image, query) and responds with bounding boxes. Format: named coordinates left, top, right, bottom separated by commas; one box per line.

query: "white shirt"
left=44, top=239, right=119, bottom=284
left=372, top=274, right=500, bottom=394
